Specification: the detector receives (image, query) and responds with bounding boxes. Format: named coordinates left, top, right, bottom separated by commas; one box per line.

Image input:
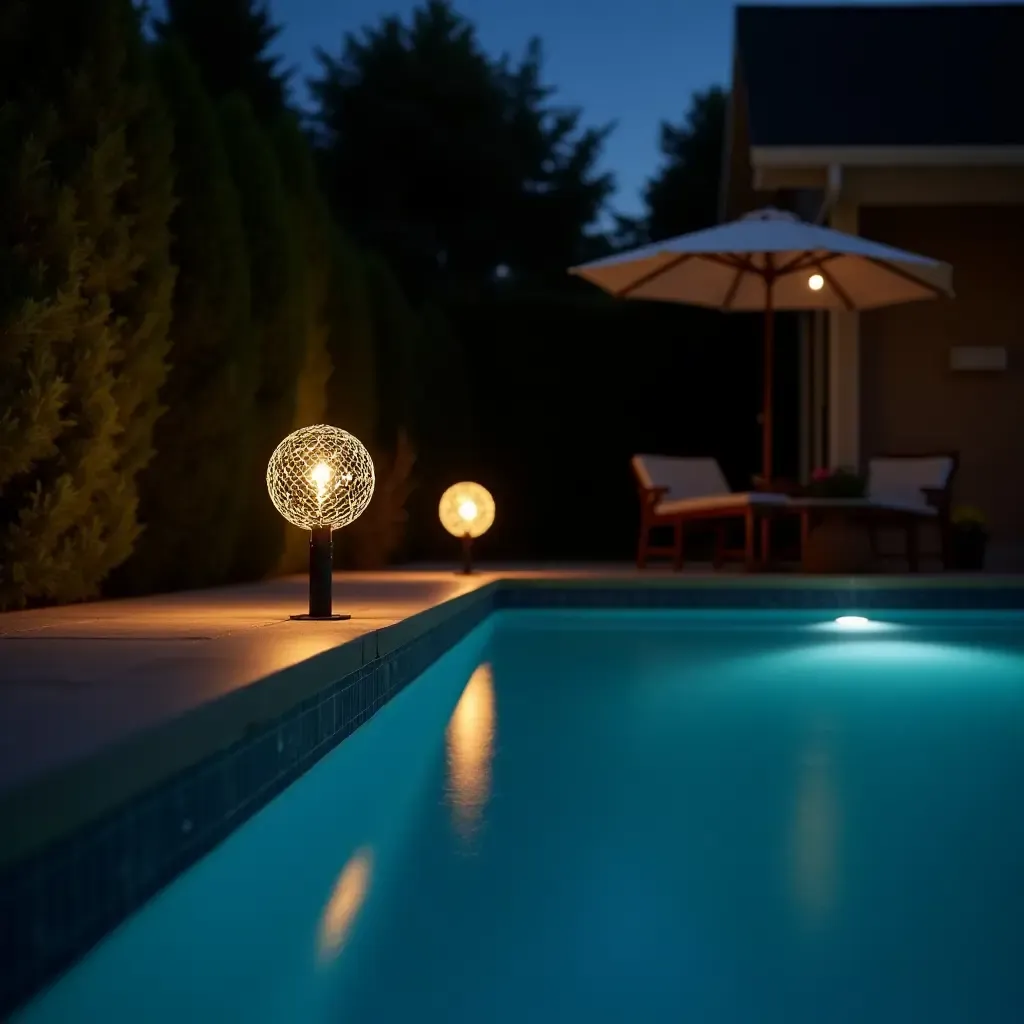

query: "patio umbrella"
left=569, top=208, right=954, bottom=484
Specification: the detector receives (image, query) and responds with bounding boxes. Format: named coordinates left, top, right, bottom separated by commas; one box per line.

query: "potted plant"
left=804, top=466, right=867, bottom=499
left=949, top=506, right=989, bottom=571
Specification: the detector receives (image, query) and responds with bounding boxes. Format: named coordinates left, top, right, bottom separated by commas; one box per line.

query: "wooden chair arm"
left=640, top=486, right=669, bottom=507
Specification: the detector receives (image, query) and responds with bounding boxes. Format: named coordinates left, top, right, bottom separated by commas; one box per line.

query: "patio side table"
left=787, top=498, right=928, bottom=573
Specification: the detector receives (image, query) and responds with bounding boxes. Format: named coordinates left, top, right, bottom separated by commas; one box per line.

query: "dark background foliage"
left=0, top=0, right=794, bottom=606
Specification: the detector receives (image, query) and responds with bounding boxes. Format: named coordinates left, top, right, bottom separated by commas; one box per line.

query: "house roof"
left=735, top=4, right=1024, bottom=148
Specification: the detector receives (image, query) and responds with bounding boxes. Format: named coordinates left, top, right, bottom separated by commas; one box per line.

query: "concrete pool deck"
left=0, top=571, right=488, bottom=794
left=3, top=566, right=1024, bottom=1018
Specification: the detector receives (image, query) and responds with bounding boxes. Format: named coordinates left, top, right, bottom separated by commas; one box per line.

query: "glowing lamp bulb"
left=267, top=425, right=374, bottom=532
left=835, top=615, right=870, bottom=629
left=311, top=461, right=332, bottom=498
left=439, top=483, right=495, bottom=540
left=808, top=273, right=824, bottom=292
left=439, top=482, right=495, bottom=574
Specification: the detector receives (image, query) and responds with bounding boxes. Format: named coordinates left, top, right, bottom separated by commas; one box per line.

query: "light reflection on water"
left=753, top=638, right=1023, bottom=679
left=810, top=616, right=897, bottom=635
left=317, top=847, right=373, bottom=963
left=791, top=727, right=840, bottom=927
left=446, top=662, right=497, bottom=843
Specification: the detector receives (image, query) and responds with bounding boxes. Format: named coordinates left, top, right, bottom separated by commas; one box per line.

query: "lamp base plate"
left=290, top=613, right=351, bottom=621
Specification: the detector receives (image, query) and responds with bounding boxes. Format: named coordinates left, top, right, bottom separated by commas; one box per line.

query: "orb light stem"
left=461, top=533, right=474, bottom=575
left=290, top=526, right=349, bottom=621
left=309, top=526, right=334, bottom=616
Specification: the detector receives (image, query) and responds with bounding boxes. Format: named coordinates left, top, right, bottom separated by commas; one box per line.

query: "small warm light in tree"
left=808, top=273, right=825, bottom=291
left=267, top=424, right=375, bottom=620
left=439, top=482, right=495, bottom=574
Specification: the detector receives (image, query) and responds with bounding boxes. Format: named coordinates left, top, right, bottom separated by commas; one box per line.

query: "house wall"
left=858, top=204, right=1024, bottom=544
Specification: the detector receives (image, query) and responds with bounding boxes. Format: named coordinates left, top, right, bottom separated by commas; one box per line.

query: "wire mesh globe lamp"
left=267, top=424, right=375, bottom=620
left=439, top=482, right=495, bottom=574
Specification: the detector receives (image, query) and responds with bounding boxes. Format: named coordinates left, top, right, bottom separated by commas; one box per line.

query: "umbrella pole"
left=762, top=281, right=774, bottom=486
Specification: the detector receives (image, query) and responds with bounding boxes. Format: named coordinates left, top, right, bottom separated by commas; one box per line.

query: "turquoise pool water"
left=19, top=610, right=1024, bottom=1023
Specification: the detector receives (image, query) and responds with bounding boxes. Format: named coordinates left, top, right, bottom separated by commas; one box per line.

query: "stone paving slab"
left=0, top=571, right=487, bottom=793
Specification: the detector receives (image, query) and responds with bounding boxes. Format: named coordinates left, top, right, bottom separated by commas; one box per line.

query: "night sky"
left=269, top=0, right=733, bottom=217
left=154, top=0, right=961, bottom=219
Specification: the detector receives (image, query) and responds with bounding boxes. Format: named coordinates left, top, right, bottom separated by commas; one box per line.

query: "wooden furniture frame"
left=633, top=457, right=786, bottom=570
left=636, top=488, right=755, bottom=569
left=786, top=499, right=935, bottom=572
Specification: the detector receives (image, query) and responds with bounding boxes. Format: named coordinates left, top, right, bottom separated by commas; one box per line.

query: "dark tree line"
left=309, top=0, right=615, bottom=297
left=611, top=86, right=728, bottom=248
left=0, top=0, right=732, bottom=606
left=0, top=0, right=176, bottom=606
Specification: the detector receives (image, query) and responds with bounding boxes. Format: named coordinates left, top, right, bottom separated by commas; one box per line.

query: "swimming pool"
left=17, top=608, right=1024, bottom=1023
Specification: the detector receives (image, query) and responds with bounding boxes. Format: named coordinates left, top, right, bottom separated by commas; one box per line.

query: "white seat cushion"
left=655, top=492, right=790, bottom=516
left=633, top=455, right=730, bottom=500
left=867, top=456, right=953, bottom=511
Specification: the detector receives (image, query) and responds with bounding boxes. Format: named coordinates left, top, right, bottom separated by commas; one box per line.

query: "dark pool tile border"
left=0, top=589, right=494, bottom=1020
left=495, top=581, right=1024, bottom=611
left=4, top=578, right=1024, bottom=1017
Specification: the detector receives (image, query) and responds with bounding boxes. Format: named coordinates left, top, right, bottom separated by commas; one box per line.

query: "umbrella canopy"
left=571, top=208, right=953, bottom=310
left=569, top=208, right=954, bottom=482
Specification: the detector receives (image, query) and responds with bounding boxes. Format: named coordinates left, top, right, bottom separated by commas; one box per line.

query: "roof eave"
left=751, top=145, right=1024, bottom=169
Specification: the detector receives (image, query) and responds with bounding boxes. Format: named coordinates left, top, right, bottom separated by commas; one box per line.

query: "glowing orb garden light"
left=439, top=482, right=495, bottom=574
left=267, top=425, right=375, bottom=620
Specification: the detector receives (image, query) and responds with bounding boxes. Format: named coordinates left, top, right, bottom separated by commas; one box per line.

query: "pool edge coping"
left=0, top=583, right=499, bottom=871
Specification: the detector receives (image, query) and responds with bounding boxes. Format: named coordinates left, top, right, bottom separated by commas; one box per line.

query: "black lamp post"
left=294, top=525, right=342, bottom=620
left=267, top=424, right=376, bottom=622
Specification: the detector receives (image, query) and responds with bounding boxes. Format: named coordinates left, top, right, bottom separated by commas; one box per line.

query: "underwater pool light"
left=810, top=614, right=896, bottom=636
left=834, top=615, right=870, bottom=629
